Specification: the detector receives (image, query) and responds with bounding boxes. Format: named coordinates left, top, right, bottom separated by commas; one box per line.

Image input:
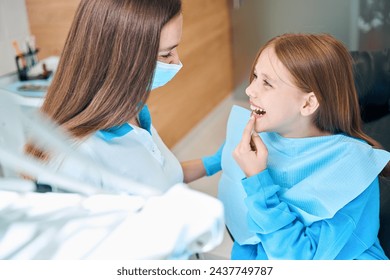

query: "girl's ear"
left=301, top=92, right=319, bottom=116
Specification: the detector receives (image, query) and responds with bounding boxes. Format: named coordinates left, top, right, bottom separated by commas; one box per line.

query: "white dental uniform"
left=47, top=105, right=183, bottom=193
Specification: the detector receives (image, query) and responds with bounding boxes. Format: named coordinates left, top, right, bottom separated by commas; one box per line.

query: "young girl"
left=203, top=33, right=390, bottom=259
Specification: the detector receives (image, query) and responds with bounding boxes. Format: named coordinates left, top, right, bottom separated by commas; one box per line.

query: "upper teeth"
left=250, top=105, right=266, bottom=115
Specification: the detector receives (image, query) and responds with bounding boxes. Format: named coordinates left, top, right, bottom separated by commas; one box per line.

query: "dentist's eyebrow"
left=159, top=44, right=179, bottom=53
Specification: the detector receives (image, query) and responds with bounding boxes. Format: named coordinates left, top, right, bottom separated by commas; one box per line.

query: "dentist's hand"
left=233, top=115, right=268, bottom=177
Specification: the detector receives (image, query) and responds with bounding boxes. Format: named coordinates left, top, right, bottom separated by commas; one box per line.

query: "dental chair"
left=351, top=49, right=390, bottom=258
left=0, top=90, right=224, bottom=259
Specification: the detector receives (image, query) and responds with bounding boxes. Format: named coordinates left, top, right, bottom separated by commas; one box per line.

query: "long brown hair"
left=41, top=0, right=182, bottom=138
left=251, top=33, right=390, bottom=176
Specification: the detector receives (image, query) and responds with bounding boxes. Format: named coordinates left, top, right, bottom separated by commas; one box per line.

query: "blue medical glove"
left=201, top=142, right=225, bottom=176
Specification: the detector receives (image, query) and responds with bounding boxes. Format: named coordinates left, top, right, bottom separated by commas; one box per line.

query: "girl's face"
left=158, top=13, right=183, bottom=64
left=246, top=46, right=320, bottom=138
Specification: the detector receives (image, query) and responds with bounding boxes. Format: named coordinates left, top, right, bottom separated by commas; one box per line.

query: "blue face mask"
left=150, top=61, right=183, bottom=90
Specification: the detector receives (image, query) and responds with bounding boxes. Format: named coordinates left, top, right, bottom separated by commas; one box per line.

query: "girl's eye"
left=263, top=79, right=272, bottom=88
left=252, top=73, right=258, bottom=80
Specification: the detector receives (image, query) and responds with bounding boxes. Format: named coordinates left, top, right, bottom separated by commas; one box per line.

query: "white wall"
left=254, top=0, right=359, bottom=50
left=231, top=0, right=360, bottom=99
left=0, top=0, right=30, bottom=76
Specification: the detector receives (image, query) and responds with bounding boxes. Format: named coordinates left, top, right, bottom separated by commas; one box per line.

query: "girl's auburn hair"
left=251, top=33, right=389, bottom=176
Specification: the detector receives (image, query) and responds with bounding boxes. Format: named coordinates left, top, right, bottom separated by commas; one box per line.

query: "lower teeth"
left=253, top=109, right=265, bottom=115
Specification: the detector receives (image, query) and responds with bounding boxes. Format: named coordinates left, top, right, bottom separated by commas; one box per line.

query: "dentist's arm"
left=181, top=159, right=207, bottom=183
left=181, top=142, right=225, bottom=183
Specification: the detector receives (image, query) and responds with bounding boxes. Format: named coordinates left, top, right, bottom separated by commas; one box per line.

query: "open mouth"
left=250, top=105, right=266, bottom=116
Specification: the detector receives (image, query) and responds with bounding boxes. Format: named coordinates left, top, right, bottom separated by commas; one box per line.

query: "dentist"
left=28, top=0, right=207, bottom=193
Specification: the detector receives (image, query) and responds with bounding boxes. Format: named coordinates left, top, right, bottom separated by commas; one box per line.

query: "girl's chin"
left=253, top=126, right=267, bottom=134
left=253, top=120, right=267, bottom=133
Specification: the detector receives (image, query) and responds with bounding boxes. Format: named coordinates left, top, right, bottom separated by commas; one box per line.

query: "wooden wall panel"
left=25, top=0, right=81, bottom=59
left=26, top=0, right=233, bottom=148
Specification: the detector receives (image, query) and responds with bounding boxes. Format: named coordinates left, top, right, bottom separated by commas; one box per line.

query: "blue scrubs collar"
left=98, top=105, right=152, bottom=141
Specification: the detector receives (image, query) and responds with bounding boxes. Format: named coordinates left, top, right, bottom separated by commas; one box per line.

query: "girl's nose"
left=245, top=84, right=256, bottom=98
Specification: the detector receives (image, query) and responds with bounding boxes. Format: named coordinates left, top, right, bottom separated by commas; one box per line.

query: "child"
left=203, top=33, right=390, bottom=259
